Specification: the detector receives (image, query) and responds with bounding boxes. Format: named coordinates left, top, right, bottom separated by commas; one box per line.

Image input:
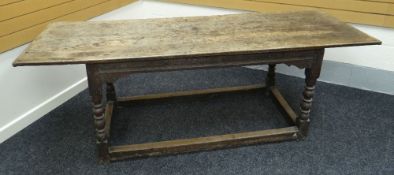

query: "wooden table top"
left=13, top=11, right=381, bottom=66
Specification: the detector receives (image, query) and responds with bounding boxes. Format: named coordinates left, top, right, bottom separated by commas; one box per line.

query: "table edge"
left=12, top=40, right=382, bottom=67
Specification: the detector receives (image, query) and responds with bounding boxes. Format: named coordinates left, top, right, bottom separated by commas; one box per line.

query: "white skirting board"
left=0, top=78, right=88, bottom=143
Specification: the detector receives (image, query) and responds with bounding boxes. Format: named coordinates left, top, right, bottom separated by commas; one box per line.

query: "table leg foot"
left=297, top=85, right=314, bottom=138
left=93, top=102, right=110, bottom=163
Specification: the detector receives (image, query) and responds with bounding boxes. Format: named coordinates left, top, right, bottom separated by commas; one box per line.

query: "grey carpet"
left=0, top=67, right=393, bottom=175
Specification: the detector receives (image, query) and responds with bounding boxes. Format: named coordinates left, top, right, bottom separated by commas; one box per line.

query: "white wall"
left=326, top=24, right=394, bottom=72
left=1, top=0, right=393, bottom=143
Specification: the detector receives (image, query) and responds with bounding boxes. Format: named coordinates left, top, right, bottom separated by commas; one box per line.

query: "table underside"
left=86, top=49, right=324, bottom=163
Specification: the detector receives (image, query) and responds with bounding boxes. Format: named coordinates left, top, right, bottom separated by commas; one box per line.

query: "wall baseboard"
left=0, top=78, right=88, bottom=143
left=247, top=60, right=394, bottom=95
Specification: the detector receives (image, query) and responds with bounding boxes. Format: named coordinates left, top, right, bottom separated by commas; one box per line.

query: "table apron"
left=90, top=49, right=323, bottom=81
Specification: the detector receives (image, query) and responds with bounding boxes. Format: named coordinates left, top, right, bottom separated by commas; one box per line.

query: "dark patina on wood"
left=13, top=11, right=381, bottom=163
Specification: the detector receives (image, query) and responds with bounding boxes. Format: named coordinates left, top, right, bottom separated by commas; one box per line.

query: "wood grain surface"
left=13, top=11, right=381, bottom=66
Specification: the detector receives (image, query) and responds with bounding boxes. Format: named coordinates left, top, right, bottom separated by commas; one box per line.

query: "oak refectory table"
left=13, top=11, right=381, bottom=163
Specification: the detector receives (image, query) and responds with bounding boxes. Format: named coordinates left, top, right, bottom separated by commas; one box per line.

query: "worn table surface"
left=13, top=11, right=380, bottom=66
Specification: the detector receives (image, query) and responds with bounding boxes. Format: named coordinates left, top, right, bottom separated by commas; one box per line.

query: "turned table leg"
left=297, top=51, right=323, bottom=138
left=87, top=65, right=110, bottom=163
